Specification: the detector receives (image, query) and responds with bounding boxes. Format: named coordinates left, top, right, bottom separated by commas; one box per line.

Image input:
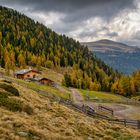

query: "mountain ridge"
left=82, top=39, right=140, bottom=53
left=82, top=39, right=140, bottom=74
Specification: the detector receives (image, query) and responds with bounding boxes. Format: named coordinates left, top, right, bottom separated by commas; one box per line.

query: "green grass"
left=61, top=86, right=71, bottom=92
left=13, top=78, right=70, bottom=99
left=79, top=89, right=125, bottom=102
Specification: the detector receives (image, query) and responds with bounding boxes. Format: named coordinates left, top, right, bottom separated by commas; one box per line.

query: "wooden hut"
left=38, top=77, right=54, bottom=86
left=15, top=68, right=39, bottom=80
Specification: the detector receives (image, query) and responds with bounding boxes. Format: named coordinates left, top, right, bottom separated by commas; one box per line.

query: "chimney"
left=29, top=67, right=32, bottom=70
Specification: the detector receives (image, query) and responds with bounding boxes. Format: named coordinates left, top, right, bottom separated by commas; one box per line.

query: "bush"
left=0, top=91, right=11, bottom=98
left=0, top=98, right=23, bottom=112
left=0, top=98, right=33, bottom=114
left=0, top=83, right=19, bottom=96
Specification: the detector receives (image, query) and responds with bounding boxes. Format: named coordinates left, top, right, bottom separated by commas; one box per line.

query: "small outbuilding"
left=15, top=68, right=39, bottom=80
left=37, top=77, right=54, bottom=86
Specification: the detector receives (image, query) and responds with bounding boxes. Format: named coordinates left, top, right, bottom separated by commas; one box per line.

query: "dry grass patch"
left=0, top=82, right=140, bottom=139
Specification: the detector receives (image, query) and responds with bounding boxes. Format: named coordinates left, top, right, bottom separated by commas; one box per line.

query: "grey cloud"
left=132, top=31, right=140, bottom=40
left=0, top=0, right=138, bottom=45
left=107, top=32, right=118, bottom=37
left=79, top=31, right=97, bottom=39
left=78, top=26, right=118, bottom=39
left=0, top=0, right=136, bottom=18
left=0, top=0, right=136, bottom=31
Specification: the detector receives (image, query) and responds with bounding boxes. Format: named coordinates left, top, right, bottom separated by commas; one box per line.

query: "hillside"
left=0, top=6, right=120, bottom=91
left=0, top=79, right=140, bottom=139
left=82, top=39, right=140, bottom=74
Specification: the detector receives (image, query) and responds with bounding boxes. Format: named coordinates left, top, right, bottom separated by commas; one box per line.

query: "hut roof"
left=15, top=68, right=39, bottom=75
left=37, top=77, right=54, bottom=82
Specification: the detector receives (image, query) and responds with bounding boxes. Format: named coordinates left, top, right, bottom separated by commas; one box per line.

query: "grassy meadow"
left=79, top=89, right=126, bottom=102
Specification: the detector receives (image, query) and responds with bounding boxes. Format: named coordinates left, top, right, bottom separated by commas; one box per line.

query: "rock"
left=88, top=137, right=93, bottom=140
left=17, top=131, right=28, bottom=137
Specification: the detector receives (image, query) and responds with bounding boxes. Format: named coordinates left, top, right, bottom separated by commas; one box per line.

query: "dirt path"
left=70, top=88, right=84, bottom=105
left=69, top=88, right=140, bottom=120
left=89, top=102, right=140, bottom=120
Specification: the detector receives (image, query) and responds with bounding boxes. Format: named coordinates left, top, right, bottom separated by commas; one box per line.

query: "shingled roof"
left=37, top=77, right=54, bottom=82
left=15, top=68, right=39, bottom=75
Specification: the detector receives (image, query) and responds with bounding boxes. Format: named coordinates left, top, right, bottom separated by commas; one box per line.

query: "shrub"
left=0, top=98, right=23, bottom=112
left=0, top=98, right=33, bottom=114
left=0, top=83, right=19, bottom=96
left=0, top=91, right=11, bottom=98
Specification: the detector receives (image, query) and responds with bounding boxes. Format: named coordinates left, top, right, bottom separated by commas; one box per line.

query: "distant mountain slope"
left=82, top=39, right=140, bottom=74
left=82, top=39, right=139, bottom=53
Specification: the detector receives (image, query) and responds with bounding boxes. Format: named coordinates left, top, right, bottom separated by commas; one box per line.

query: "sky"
left=0, top=0, right=140, bottom=46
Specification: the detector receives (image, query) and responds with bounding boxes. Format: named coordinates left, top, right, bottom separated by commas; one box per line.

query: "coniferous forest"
left=1, top=6, right=140, bottom=97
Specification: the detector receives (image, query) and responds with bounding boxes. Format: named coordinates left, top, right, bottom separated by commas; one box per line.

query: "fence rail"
left=109, top=119, right=140, bottom=129
left=59, top=98, right=140, bottom=129
left=98, top=105, right=114, bottom=116
left=88, top=96, right=140, bottom=106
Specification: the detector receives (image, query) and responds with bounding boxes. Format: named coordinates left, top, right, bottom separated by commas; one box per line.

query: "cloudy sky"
left=0, top=0, right=140, bottom=46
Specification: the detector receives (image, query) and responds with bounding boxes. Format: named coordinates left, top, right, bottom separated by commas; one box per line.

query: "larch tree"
left=18, top=52, right=26, bottom=68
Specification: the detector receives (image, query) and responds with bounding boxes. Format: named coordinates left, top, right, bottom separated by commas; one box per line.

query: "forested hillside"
left=0, top=6, right=120, bottom=91
left=112, top=70, right=140, bottom=97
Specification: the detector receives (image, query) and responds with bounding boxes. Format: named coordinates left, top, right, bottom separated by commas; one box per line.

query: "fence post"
left=82, top=104, right=85, bottom=113
left=112, top=110, right=114, bottom=116
left=137, top=120, right=140, bottom=129
left=98, top=105, right=101, bottom=111
left=124, top=119, right=126, bottom=127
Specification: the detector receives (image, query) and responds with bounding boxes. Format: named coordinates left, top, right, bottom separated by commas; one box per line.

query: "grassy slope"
left=79, top=89, right=126, bottom=102
left=0, top=81, right=140, bottom=140
left=12, top=78, right=70, bottom=99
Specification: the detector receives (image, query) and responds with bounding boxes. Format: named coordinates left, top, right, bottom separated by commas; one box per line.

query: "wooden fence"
left=109, top=119, right=140, bottom=129
left=98, top=105, right=114, bottom=116
left=59, top=98, right=140, bottom=129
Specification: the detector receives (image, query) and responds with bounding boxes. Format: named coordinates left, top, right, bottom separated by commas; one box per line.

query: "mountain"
left=82, top=39, right=140, bottom=74
left=0, top=6, right=120, bottom=91
left=82, top=39, right=139, bottom=53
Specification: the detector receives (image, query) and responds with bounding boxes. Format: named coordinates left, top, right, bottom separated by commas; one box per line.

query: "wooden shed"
left=15, top=68, right=39, bottom=80
left=38, top=77, right=54, bottom=86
